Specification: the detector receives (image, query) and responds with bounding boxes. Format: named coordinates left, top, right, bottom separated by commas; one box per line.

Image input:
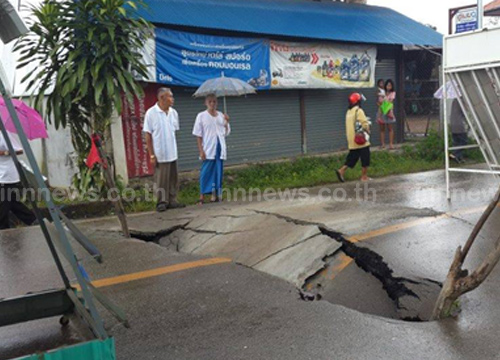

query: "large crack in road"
left=249, top=210, right=443, bottom=320
left=129, top=223, right=190, bottom=242
left=126, top=208, right=443, bottom=321
left=319, top=226, right=420, bottom=305
left=316, top=226, right=442, bottom=321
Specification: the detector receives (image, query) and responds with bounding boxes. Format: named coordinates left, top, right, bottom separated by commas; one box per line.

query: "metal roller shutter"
left=167, top=89, right=205, bottom=171
left=304, top=58, right=397, bottom=154
left=223, top=90, right=302, bottom=165
left=171, top=89, right=302, bottom=171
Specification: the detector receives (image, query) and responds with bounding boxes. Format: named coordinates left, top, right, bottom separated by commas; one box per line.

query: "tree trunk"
left=432, top=187, right=500, bottom=319
left=89, top=110, right=130, bottom=238
left=94, top=137, right=130, bottom=238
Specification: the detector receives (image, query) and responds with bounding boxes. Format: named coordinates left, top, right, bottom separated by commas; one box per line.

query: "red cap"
left=349, top=92, right=362, bottom=106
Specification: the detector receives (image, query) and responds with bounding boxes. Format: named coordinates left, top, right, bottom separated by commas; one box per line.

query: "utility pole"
left=478, top=0, right=484, bottom=29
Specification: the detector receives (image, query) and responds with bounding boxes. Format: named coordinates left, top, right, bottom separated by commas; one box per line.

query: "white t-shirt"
left=0, top=132, right=22, bottom=184
left=192, top=110, right=231, bottom=160
left=143, top=104, right=180, bottom=163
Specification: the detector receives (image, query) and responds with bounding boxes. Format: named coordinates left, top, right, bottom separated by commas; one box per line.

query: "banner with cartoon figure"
left=270, top=41, right=377, bottom=89
left=155, top=28, right=270, bottom=90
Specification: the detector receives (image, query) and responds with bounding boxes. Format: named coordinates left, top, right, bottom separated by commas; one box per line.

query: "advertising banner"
left=455, top=7, right=478, bottom=34
left=270, top=41, right=377, bottom=89
left=121, top=86, right=158, bottom=178
left=155, top=28, right=270, bottom=89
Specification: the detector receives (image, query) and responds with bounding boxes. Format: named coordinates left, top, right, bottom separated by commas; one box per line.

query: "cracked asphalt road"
left=2, top=168, right=500, bottom=359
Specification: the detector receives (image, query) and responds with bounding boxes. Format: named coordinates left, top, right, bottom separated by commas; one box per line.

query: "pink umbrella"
left=0, top=97, right=48, bottom=140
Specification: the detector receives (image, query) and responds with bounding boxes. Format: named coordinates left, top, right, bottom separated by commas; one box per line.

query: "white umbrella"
left=193, top=72, right=257, bottom=113
left=434, top=80, right=462, bottom=99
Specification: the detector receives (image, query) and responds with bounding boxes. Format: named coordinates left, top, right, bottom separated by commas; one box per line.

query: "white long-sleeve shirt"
left=192, top=110, right=231, bottom=160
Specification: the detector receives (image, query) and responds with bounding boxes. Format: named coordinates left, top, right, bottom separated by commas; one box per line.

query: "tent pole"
left=442, top=61, right=451, bottom=200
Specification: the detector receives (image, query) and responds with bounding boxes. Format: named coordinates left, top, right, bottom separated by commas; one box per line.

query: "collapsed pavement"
left=95, top=170, right=499, bottom=324
left=104, top=194, right=447, bottom=321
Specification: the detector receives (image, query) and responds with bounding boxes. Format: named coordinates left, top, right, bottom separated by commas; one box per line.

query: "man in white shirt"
left=0, top=132, right=36, bottom=229
left=143, top=87, right=185, bottom=212
left=192, top=94, right=230, bottom=204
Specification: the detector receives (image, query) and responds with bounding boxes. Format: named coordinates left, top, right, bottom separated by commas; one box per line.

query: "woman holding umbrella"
left=192, top=94, right=230, bottom=204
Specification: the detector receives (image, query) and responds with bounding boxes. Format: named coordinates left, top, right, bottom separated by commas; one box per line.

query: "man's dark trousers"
left=0, top=182, right=36, bottom=229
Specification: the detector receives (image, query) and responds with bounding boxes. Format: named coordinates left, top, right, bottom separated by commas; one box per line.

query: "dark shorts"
left=345, top=147, right=371, bottom=168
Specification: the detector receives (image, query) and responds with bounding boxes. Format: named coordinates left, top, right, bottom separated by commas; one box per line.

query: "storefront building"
left=121, top=0, right=442, bottom=179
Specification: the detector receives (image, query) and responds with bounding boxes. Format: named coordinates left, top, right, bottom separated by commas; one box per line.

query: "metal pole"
left=449, top=8, right=454, bottom=35
left=478, top=0, right=484, bottom=29
left=449, top=168, right=500, bottom=175
left=491, top=68, right=500, bottom=99
left=220, top=71, right=228, bottom=114
left=443, top=69, right=451, bottom=200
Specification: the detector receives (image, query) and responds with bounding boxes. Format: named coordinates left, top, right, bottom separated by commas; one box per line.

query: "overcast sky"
left=369, top=0, right=481, bottom=34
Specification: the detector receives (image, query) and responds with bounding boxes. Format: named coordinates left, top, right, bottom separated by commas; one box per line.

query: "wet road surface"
left=1, top=168, right=500, bottom=359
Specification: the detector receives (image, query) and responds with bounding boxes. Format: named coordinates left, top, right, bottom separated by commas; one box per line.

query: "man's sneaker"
left=168, top=202, right=186, bottom=209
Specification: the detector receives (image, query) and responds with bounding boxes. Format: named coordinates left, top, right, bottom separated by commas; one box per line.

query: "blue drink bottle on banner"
left=322, top=61, right=328, bottom=77
left=341, top=58, right=350, bottom=81
left=349, top=54, right=360, bottom=82
left=359, top=52, right=371, bottom=82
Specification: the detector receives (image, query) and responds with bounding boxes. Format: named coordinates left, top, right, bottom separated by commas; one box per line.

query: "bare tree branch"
left=432, top=187, right=500, bottom=320
left=461, top=188, right=500, bottom=261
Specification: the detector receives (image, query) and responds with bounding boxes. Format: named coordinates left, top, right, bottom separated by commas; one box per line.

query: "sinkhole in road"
left=127, top=221, right=443, bottom=322
left=129, top=225, right=187, bottom=243
left=302, top=226, right=443, bottom=322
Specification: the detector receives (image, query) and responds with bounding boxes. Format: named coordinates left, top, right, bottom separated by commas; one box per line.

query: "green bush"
left=404, top=130, right=446, bottom=162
